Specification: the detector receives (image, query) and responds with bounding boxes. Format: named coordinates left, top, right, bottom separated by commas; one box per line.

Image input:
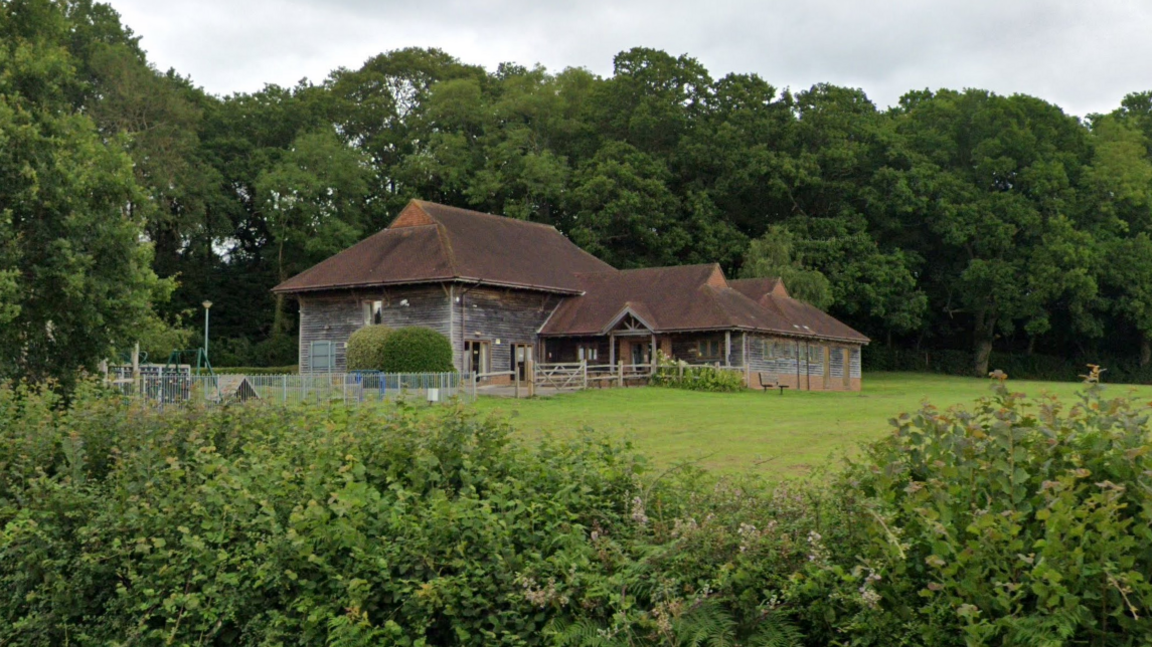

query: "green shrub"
left=209, top=365, right=298, bottom=375
left=381, top=326, right=454, bottom=373
left=7, top=372, right=1152, bottom=646
left=833, top=368, right=1152, bottom=645
left=0, top=381, right=816, bottom=646
left=651, top=351, right=745, bottom=392
left=345, top=325, right=392, bottom=371
left=863, top=346, right=1152, bottom=384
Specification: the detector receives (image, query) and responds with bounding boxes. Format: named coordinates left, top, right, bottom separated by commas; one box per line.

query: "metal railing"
left=110, top=370, right=474, bottom=407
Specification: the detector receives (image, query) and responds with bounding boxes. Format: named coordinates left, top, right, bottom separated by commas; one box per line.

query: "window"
left=363, top=300, right=383, bottom=325
left=310, top=341, right=334, bottom=372
left=808, top=344, right=822, bottom=363
left=696, top=339, right=722, bottom=358
left=578, top=345, right=599, bottom=361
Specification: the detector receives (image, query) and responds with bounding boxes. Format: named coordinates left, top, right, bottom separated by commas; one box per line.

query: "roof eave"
left=274, top=276, right=586, bottom=296
left=539, top=325, right=868, bottom=344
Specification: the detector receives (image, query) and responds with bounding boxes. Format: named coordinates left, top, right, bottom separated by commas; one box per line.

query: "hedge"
left=208, top=365, right=298, bottom=375
left=345, top=325, right=392, bottom=371
left=864, top=346, right=1152, bottom=384
left=3, top=375, right=1152, bottom=644
left=380, top=326, right=454, bottom=373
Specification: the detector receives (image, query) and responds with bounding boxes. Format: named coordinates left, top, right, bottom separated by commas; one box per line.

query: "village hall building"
left=273, top=200, right=869, bottom=391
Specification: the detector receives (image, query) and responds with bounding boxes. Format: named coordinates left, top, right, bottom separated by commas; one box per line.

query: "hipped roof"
left=540, top=265, right=870, bottom=343
left=273, top=200, right=868, bottom=344
left=273, top=200, right=614, bottom=294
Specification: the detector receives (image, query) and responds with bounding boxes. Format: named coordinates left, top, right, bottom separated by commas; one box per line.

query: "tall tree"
left=256, top=129, right=372, bottom=333
left=0, top=0, right=169, bottom=386
left=893, top=89, right=1096, bottom=375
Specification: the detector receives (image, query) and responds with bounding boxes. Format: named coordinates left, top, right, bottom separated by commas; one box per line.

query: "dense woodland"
left=7, top=0, right=1152, bottom=383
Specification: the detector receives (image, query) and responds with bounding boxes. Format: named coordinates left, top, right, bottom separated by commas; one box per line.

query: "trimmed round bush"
left=345, top=325, right=392, bottom=371
left=380, top=326, right=454, bottom=373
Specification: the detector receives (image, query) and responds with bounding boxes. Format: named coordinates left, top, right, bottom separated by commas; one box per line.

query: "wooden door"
left=843, top=348, right=851, bottom=388
left=514, top=344, right=533, bottom=380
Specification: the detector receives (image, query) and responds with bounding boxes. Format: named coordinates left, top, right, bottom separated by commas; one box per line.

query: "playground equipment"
left=166, top=348, right=214, bottom=375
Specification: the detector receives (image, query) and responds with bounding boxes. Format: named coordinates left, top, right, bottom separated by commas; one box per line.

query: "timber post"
left=743, top=332, right=750, bottom=387
left=581, top=359, right=588, bottom=390
left=526, top=359, right=535, bottom=397
left=617, top=360, right=624, bottom=388
left=514, top=364, right=520, bottom=399
left=132, top=342, right=141, bottom=397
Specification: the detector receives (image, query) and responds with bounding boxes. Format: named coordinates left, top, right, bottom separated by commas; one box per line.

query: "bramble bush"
left=3, top=368, right=1152, bottom=645
left=381, top=326, right=454, bottom=373
left=836, top=367, right=1152, bottom=645
left=0, top=381, right=817, bottom=646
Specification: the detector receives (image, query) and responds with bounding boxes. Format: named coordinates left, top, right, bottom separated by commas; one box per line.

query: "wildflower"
left=631, top=497, right=649, bottom=525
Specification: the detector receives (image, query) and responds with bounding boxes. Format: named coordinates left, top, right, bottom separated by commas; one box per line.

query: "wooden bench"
left=757, top=372, right=789, bottom=394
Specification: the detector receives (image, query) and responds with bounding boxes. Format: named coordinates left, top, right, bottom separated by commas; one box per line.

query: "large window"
left=310, top=341, right=334, bottom=372
left=577, top=345, right=598, bottom=361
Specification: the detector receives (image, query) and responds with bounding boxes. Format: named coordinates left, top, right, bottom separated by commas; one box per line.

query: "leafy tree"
left=256, top=129, right=373, bottom=334
left=738, top=226, right=833, bottom=309
left=564, top=141, right=687, bottom=268
left=0, top=0, right=169, bottom=386
left=893, top=90, right=1096, bottom=374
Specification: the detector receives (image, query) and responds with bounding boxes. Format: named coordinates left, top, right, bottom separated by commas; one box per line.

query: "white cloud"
left=110, top=0, right=1152, bottom=115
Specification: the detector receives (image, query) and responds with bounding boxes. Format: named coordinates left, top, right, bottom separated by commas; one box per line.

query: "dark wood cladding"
left=299, top=285, right=451, bottom=373
left=299, top=283, right=565, bottom=374
left=746, top=333, right=861, bottom=380
left=453, top=287, right=564, bottom=372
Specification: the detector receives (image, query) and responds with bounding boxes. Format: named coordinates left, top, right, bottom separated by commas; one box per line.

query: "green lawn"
left=473, top=372, right=1152, bottom=476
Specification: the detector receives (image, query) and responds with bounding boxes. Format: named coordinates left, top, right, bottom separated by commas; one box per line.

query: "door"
left=630, top=341, right=646, bottom=366
left=843, top=348, right=851, bottom=388
left=823, top=345, right=831, bottom=389
left=465, top=341, right=490, bottom=378
left=514, top=344, right=533, bottom=381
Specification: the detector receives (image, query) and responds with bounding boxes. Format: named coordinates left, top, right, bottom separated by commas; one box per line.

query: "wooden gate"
left=535, top=362, right=585, bottom=389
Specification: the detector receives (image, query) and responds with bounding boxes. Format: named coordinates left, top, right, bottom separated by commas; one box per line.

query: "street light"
left=202, top=301, right=213, bottom=363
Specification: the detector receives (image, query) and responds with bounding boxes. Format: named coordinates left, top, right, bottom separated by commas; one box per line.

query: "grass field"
left=473, top=372, right=1152, bottom=476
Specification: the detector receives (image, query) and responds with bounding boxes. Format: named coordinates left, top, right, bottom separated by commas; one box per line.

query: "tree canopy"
left=6, top=0, right=1152, bottom=378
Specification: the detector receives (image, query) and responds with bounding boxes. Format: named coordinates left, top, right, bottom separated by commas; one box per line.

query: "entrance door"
left=514, top=344, right=533, bottom=381
left=630, top=341, right=647, bottom=366
left=843, top=348, right=851, bottom=388
left=465, top=341, right=491, bottom=378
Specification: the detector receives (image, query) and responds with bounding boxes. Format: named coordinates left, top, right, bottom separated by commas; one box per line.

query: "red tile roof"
left=540, top=264, right=869, bottom=343
left=273, top=200, right=868, bottom=344
left=273, top=200, right=614, bottom=294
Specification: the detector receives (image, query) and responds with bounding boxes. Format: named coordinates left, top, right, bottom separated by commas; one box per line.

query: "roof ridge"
left=413, top=199, right=561, bottom=231
left=616, top=263, right=719, bottom=273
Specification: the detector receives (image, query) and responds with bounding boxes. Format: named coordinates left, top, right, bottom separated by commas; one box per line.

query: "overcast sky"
left=110, top=0, right=1151, bottom=117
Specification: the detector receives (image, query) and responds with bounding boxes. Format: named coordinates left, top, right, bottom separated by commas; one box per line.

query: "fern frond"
left=746, top=610, right=804, bottom=647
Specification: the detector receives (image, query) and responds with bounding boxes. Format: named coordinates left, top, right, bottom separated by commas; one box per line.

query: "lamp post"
left=202, top=301, right=213, bottom=364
